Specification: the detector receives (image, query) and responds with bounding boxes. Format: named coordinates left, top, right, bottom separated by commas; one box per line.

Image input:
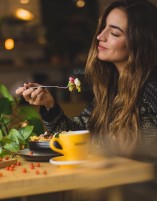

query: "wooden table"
left=0, top=156, right=154, bottom=200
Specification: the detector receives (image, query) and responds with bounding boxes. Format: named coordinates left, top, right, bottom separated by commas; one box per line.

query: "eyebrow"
left=109, top=25, right=124, bottom=33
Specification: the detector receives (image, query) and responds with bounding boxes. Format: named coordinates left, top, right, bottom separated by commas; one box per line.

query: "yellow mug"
left=49, top=130, right=90, bottom=161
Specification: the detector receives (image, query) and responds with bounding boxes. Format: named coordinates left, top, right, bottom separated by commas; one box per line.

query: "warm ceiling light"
left=15, top=8, right=34, bottom=21
left=5, top=39, right=14, bottom=50
left=20, top=0, right=29, bottom=4
left=76, top=0, right=85, bottom=8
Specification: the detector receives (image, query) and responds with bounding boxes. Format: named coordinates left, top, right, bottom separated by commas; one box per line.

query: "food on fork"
left=27, top=76, right=81, bottom=92
left=67, top=77, right=81, bottom=92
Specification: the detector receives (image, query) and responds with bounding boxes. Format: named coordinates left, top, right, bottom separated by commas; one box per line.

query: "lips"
left=98, top=43, right=107, bottom=51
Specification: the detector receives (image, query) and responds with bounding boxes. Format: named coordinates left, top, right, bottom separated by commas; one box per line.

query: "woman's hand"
left=15, top=83, right=55, bottom=110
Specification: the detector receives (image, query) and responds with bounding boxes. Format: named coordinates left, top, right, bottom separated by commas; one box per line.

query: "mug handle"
left=49, top=138, right=65, bottom=155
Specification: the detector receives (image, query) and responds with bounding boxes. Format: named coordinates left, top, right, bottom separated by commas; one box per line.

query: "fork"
left=29, top=86, right=68, bottom=89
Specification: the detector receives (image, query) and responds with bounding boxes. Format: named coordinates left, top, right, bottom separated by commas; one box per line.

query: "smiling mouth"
left=98, top=45, right=107, bottom=50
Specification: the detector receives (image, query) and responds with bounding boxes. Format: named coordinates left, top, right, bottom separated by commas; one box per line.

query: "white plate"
left=50, top=155, right=113, bottom=169
left=49, top=156, right=86, bottom=167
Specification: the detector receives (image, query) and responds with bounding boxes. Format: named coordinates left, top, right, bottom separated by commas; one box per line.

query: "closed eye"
left=111, top=32, right=120, bottom=37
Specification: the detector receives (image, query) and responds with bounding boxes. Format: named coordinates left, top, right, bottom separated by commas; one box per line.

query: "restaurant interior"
left=0, top=1, right=157, bottom=201
left=0, top=0, right=103, bottom=116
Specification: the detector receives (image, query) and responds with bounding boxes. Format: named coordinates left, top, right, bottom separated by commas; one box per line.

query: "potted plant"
left=0, top=83, right=44, bottom=157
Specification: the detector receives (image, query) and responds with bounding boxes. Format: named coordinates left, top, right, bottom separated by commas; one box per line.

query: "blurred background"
left=0, top=0, right=156, bottom=116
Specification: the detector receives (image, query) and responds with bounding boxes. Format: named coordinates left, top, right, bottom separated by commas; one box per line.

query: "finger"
left=30, top=91, right=46, bottom=105
left=35, top=91, right=46, bottom=101
left=23, top=87, right=45, bottom=103
left=31, top=87, right=46, bottom=98
left=30, top=88, right=47, bottom=104
left=24, top=83, right=41, bottom=88
left=15, top=87, right=27, bottom=95
left=23, top=88, right=36, bottom=102
left=29, top=96, right=37, bottom=104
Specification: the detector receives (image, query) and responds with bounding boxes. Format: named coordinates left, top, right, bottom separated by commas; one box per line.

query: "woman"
left=16, top=0, right=157, bottom=156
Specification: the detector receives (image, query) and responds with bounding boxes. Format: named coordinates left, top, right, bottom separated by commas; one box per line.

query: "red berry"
left=30, top=163, right=34, bottom=168
left=0, top=172, right=3, bottom=177
left=5, top=156, right=9, bottom=160
left=9, top=167, right=14, bottom=171
left=11, top=164, right=15, bottom=168
left=16, top=161, right=21, bottom=166
left=0, top=158, right=2, bottom=162
left=36, top=162, right=40, bottom=167
left=30, top=164, right=34, bottom=169
left=43, top=170, right=47, bottom=175
left=5, top=166, right=9, bottom=170
left=22, top=168, right=27, bottom=173
left=35, top=170, right=40, bottom=174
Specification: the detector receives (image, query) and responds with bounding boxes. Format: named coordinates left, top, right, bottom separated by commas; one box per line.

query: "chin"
left=97, top=56, right=109, bottom=62
left=97, top=53, right=108, bottom=61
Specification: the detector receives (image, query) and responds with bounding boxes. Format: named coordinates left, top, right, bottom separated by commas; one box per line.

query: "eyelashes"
left=111, top=33, right=120, bottom=37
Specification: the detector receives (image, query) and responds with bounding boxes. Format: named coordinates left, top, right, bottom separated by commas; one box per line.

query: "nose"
left=97, top=29, right=107, bottom=41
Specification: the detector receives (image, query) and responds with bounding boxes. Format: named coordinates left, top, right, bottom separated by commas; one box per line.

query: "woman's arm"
left=39, top=103, right=92, bottom=133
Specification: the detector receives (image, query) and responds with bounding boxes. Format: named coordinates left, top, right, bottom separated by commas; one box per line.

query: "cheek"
left=112, top=40, right=129, bottom=55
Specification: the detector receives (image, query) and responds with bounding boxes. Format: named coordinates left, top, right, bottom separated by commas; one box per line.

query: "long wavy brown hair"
left=85, top=0, right=157, bottom=151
